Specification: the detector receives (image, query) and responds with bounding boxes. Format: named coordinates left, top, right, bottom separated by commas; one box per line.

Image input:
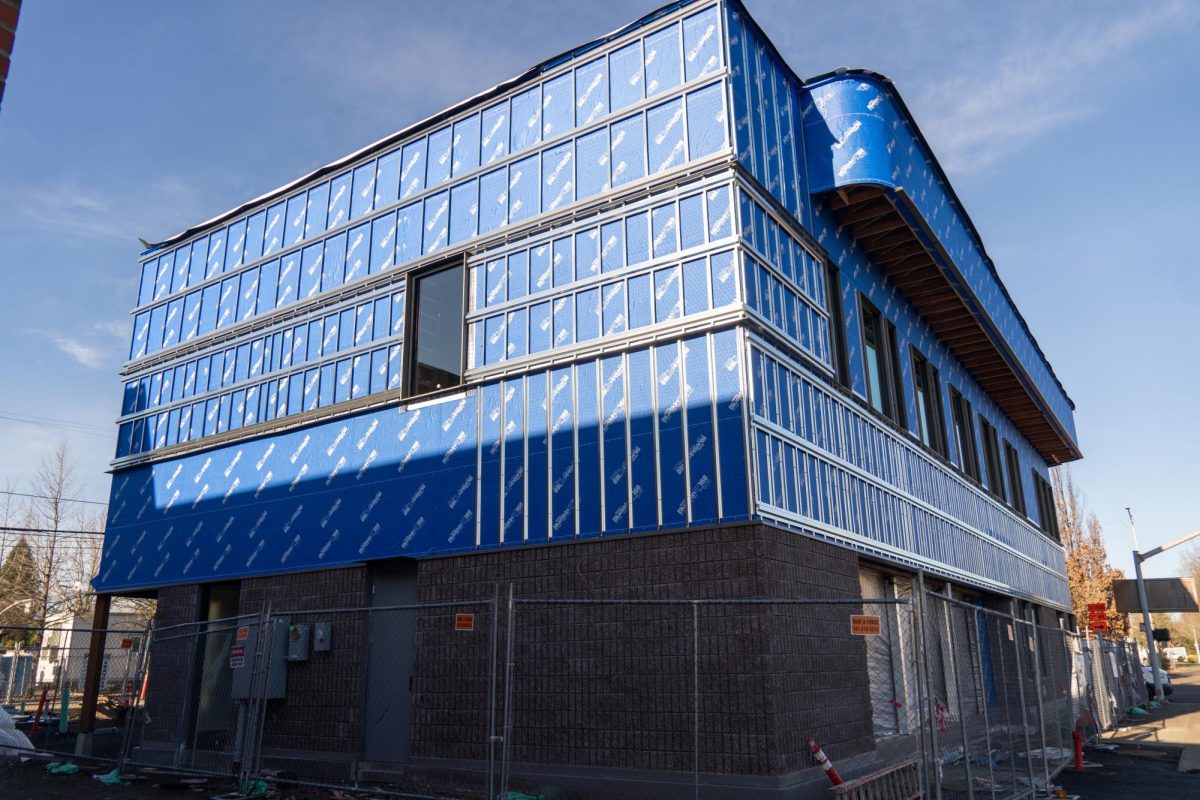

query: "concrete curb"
left=1179, top=746, right=1200, bottom=774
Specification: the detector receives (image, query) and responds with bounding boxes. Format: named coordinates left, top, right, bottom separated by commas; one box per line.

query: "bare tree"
left=1053, top=465, right=1129, bottom=638
left=53, top=505, right=106, bottom=616
left=29, top=439, right=78, bottom=627
left=1173, top=546, right=1200, bottom=659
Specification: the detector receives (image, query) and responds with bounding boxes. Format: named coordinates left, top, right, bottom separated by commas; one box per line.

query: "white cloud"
left=915, top=1, right=1196, bottom=174
left=0, top=173, right=213, bottom=245
left=91, top=320, right=130, bottom=340
left=50, top=335, right=106, bottom=369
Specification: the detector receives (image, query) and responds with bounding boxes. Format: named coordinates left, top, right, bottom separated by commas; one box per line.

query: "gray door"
left=363, top=562, right=417, bottom=763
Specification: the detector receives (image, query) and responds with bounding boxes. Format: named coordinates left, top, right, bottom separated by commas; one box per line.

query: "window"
left=826, top=262, right=850, bottom=387
left=1032, top=471, right=1059, bottom=540
left=911, top=348, right=947, bottom=457
left=979, top=417, right=1006, bottom=502
left=405, top=261, right=465, bottom=397
left=1002, top=440, right=1027, bottom=515
left=859, top=297, right=905, bottom=427
left=949, top=387, right=980, bottom=482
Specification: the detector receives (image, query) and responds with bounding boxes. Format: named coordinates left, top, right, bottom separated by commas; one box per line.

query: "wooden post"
left=74, top=594, right=111, bottom=756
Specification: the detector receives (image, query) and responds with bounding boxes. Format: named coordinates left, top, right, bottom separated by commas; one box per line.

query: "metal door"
left=363, top=561, right=417, bottom=763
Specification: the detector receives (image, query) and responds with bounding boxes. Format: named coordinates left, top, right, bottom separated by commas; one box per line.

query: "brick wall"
left=240, top=566, right=369, bottom=757
left=0, top=0, right=19, bottom=109
left=755, top=527, right=873, bottom=772
left=138, top=525, right=875, bottom=783
left=142, top=584, right=201, bottom=744
left=415, top=523, right=871, bottom=777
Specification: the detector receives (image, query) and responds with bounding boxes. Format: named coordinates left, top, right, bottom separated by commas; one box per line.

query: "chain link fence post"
left=487, top=583, right=500, bottom=800
left=915, top=572, right=943, bottom=800
left=1025, top=609, right=1051, bottom=794
left=498, top=582, right=515, bottom=798
left=117, top=618, right=154, bottom=776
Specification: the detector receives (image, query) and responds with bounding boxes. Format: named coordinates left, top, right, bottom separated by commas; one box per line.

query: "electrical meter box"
left=313, top=622, right=331, bottom=652
left=230, top=616, right=289, bottom=700
left=286, top=624, right=310, bottom=661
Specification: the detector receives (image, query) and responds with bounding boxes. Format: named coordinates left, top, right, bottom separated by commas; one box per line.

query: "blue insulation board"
left=798, top=71, right=1077, bottom=448
left=106, top=0, right=1078, bottom=608
left=128, top=4, right=726, bottom=362
left=97, top=329, right=748, bottom=593
left=747, top=337, right=1069, bottom=607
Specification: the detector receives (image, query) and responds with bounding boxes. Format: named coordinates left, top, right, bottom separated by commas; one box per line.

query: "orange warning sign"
left=236, top=626, right=250, bottom=642
left=455, top=613, right=475, bottom=632
left=850, top=615, right=882, bottom=636
left=120, top=638, right=134, bottom=650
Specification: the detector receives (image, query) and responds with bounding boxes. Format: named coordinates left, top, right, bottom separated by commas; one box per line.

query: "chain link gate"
left=1, top=622, right=147, bottom=762
left=119, top=611, right=270, bottom=778
left=500, top=596, right=926, bottom=800
left=115, top=598, right=500, bottom=798
left=3, top=586, right=1159, bottom=799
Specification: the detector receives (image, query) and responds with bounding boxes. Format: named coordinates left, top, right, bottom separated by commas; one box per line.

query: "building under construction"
left=92, top=0, right=1082, bottom=794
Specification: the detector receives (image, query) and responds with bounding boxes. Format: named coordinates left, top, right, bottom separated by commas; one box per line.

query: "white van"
left=1163, top=646, right=1188, bottom=665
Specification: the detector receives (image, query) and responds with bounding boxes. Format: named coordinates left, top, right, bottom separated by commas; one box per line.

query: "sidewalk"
left=1057, top=663, right=1200, bottom=799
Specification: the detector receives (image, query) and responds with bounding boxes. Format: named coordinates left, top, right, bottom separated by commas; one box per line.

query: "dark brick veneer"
left=416, top=523, right=872, bottom=777
left=145, top=523, right=874, bottom=785
left=141, top=584, right=201, bottom=745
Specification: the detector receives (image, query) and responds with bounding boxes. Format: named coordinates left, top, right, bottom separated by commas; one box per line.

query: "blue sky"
left=0, top=0, right=1197, bottom=580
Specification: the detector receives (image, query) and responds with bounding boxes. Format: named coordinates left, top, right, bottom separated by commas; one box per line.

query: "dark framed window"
left=1032, top=471, right=1059, bottom=540
left=405, top=260, right=466, bottom=398
left=859, top=296, right=905, bottom=427
left=911, top=348, right=947, bottom=457
left=826, top=262, right=850, bottom=387
left=949, top=387, right=980, bottom=482
left=1002, top=440, right=1027, bottom=515
left=979, top=417, right=1006, bottom=502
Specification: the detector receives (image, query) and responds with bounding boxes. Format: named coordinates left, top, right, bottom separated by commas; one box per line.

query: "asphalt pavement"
left=1057, top=663, right=1200, bottom=799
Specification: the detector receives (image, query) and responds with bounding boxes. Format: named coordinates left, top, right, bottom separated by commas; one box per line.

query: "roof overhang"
left=825, top=184, right=1082, bottom=465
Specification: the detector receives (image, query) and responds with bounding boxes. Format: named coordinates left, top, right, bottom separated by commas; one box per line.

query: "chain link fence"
left=500, top=597, right=924, bottom=798
left=1, top=587, right=1159, bottom=799
left=1, top=622, right=147, bottom=761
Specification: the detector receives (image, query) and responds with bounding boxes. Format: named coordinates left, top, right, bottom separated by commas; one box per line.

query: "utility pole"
left=1127, top=508, right=1200, bottom=701
left=1128, top=508, right=1166, bottom=702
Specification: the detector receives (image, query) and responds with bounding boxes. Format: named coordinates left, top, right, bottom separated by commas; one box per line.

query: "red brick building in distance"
left=0, top=0, right=20, bottom=109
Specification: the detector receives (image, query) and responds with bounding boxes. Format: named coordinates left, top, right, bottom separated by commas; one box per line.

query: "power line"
left=0, top=490, right=108, bottom=507
left=0, top=526, right=106, bottom=537
left=0, top=411, right=113, bottom=439
left=0, top=410, right=112, bottom=434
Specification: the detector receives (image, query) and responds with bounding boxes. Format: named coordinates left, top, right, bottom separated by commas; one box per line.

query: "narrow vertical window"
left=861, top=301, right=887, bottom=416
left=949, top=387, right=980, bottom=482
left=979, top=417, right=1006, bottom=503
left=406, top=261, right=465, bottom=397
left=826, top=262, right=849, bottom=387
left=911, top=348, right=947, bottom=457
left=1033, top=471, right=1059, bottom=540
left=1003, top=440, right=1027, bottom=515
left=859, top=296, right=905, bottom=427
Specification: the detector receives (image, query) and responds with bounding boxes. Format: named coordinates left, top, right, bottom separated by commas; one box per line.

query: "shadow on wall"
left=97, top=330, right=749, bottom=594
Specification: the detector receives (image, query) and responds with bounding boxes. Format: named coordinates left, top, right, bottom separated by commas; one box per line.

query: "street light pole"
left=0, top=598, right=35, bottom=616
left=1128, top=508, right=1166, bottom=701
left=1125, top=509, right=1200, bottom=701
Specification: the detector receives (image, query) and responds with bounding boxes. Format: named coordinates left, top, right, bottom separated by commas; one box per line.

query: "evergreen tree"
left=0, top=537, right=42, bottom=645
